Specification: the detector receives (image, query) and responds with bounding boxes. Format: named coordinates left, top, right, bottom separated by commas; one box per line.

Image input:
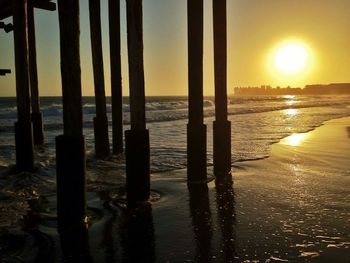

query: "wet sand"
left=147, top=117, right=350, bottom=262
left=1, top=117, right=350, bottom=262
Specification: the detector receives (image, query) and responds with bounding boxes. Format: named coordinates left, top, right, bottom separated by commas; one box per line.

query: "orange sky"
left=1, top=0, right=350, bottom=96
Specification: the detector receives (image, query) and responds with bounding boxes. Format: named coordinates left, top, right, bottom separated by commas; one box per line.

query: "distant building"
left=234, top=83, right=350, bottom=96
left=304, top=83, right=350, bottom=94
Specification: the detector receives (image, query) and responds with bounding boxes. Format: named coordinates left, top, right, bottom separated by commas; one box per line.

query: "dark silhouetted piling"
left=187, top=0, right=207, bottom=182
left=89, top=0, right=110, bottom=158
left=12, top=0, right=34, bottom=171
left=108, top=0, right=123, bottom=154
left=56, top=0, right=86, bottom=230
left=28, top=0, right=44, bottom=145
left=213, top=0, right=231, bottom=177
left=125, top=0, right=150, bottom=208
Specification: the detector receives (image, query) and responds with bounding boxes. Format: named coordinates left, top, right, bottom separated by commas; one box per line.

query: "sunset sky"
left=1, top=0, right=350, bottom=96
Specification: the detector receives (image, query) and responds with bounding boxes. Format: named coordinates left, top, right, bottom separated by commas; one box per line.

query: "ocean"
left=1, top=95, right=350, bottom=261
left=0, top=95, right=349, bottom=172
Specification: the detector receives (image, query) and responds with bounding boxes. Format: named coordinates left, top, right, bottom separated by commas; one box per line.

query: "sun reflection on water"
left=285, top=108, right=298, bottom=116
left=286, top=100, right=297, bottom=106
left=281, top=133, right=309, bottom=146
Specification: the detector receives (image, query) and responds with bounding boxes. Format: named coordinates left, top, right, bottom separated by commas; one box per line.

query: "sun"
left=267, top=39, right=315, bottom=85
left=274, top=43, right=309, bottom=75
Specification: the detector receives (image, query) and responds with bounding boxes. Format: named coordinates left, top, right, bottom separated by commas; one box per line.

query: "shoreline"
left=1, top=118, right=350, bottom=262
left=149, top=116, right=350, bottom=261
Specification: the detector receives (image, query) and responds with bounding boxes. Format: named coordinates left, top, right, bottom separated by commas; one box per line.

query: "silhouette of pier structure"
left=1, top=0, right=232, bottom=228
left=0, top=69, right=11, bottom=75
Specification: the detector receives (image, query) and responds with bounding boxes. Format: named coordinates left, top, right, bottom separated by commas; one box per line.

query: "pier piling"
left=12, top=0, right=34, bottom=171
left=56, top=0, right=86, bottom=230
left=213, top=0, right=231, bottom=177
left=89, top=0, right=110, bottom=158
left=125, top=0, right=150, bottom=208
left=108, top=0, right=124, bottom=155
left=187, top=0, right=207, bottom=182
left=28, top=0, right=44, bottom=145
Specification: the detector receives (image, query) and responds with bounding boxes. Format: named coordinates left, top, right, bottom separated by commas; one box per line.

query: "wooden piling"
left=213, top=0, right=231, bottom=177
left=28, top=0, right=44, bottom=145
left=89, top=0, right=110, bottom=158
left=187, top=0, right=207, bottom=182
left=108, top=0, right=123, bottom=154
left=12, top=0, right=34, bottom=171
left=56, top=0, right=86, bottom=230
left=125, top=0, right=150, bottom=208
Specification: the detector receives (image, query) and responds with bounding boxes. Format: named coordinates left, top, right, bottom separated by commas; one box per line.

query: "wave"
left=0, top=101, right=349, bottom=132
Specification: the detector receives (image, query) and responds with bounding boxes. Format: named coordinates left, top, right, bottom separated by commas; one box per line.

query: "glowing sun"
left=267, top=39, right=315, bottom=85
left=274, top=43, right=309, bottom=75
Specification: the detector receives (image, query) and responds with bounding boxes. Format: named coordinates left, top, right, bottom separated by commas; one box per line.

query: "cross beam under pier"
left=0, top=69, right=11, bottom=75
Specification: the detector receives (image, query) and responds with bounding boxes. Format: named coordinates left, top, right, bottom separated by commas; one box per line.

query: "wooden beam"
left=88, top=0, right=110, bottom=158
left=108, top=0, right=123, bottom=154
left=0, top=0, right=55, bottom=20
left=0, top=69, right=11, bottom=75
left=33, top=1, right=56, bottom=11
left=0, top=8, right=11, bottom=20
left=12, top=0, right=34, bottom=171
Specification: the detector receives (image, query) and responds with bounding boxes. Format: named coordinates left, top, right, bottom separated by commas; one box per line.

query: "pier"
left=0, top=0, right=231, bottom=226
left=1, top=0, right=56, bottom=170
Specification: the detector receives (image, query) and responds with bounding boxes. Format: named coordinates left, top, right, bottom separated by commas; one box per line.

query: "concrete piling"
left=89, top=0, right=110, bottom=158
left=125, top=0, right=150, bottom=208
left=108, top=0, right=124, bottom=155
left=56, top=0, right=86, bottom=230
left=187, top=0, right=207, bottom=182
left=28, top=0, right=44, bottom=146
left=12, top=0, right=34, bottom=171
left=213, top=0, right=231, bottom=177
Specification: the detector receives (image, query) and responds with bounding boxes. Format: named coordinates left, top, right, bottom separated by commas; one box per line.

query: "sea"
left=1, top=95, right=350, bottom=261
left=0, top=95, right=349, bottom=172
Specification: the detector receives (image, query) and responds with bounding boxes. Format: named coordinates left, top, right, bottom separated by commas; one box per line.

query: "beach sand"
left=1, top=117, right=350, bottom=262
left=147, top=117, right=350, bottom=262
